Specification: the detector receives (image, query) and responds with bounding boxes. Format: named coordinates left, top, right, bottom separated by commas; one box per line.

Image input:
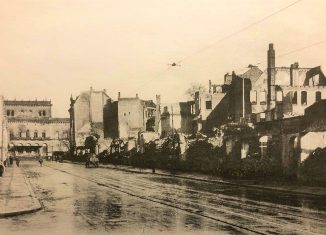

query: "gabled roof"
left=143, top=100, right=156, bottom=108
left=239, top=66, right=263, bottom=84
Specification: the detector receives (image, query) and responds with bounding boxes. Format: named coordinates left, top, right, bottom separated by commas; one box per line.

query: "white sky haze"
left=0, top=0, right=326, bottom=117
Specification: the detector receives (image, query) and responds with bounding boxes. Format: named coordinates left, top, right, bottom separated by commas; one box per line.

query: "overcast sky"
left=0, top=0, right=325, bottom=117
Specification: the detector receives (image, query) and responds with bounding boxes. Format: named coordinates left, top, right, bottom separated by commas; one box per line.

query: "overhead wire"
left=176, top=0, right=303, bottom=64
left=234, top=38, right=326, bottom=75
left=134, top=0, right=305, bottom=100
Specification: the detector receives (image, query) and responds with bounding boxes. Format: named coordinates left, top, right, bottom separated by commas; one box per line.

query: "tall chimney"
left=267, top=43, right=276, bottom=111
left=155, top=95, right=161, bottom=133
left=118, top=92, right=121, bottom=99
left=209, top=80, right=212, bottom=93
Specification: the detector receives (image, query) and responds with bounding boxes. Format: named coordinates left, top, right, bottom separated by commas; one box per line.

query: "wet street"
left=1, top=161, right=326, bottom=235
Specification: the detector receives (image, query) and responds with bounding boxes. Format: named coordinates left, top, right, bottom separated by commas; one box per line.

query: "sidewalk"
left=95, top=163, right=326, bottom=197
left=0, top=165, right=42, bottom=218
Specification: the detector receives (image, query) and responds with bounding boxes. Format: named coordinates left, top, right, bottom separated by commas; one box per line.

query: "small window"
left=10, top=131, right=14, bottom=139
left=39, top=111, right=42, bottom=116
left=124, top=113, right=126, bottom=116
left=34, top=131, right=38, bottom=138
left=26, top=130, right=30, bottom=138
left=11, top=110, right=14, bottom=116
left=56, top=131, right=60, bottom=139
left=43, top=110, right=46, bottom=116
left=205, top=101, right=212, bottom=109
left=7, top=110, right=10, bottom=116
left=42, top=132, right=46, bottom=138
left=292, top=91, right=297, bottom=104
left=191, top=104, right=195, bottom=115
left=259, top=91, right=266, bottom=104
left=301, top=91, right=307, bottom=105
left=316, top=91, right=322, bottom=102
left=250, top=91, right=257, bottom=104
left=63, top=132, right=68, bottom=139
left=276, top=91, right=283, bottom=102
left=19, top=132, right=22, bottom=138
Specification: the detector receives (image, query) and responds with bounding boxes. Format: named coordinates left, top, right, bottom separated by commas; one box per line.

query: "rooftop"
left=7, top=117, right=69, bottom=124
left=4, top=100, right=52, bottom=106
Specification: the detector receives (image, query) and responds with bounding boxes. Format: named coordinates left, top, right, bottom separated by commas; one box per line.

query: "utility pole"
left=1, top=120, right=3, bottom=162
left=171, top=105, right=174, bottom=135
left=242, top=77, right=245, bottom=120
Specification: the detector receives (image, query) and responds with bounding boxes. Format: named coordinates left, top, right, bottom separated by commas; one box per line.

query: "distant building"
left=69, top=87, right=111, bottom=152
left=0, top=96, right=8, bottom=162
left=5, top=99, right=69, bottom=157
left=103, top=93, right=157, bottom=140
left=196, top=65, right=262, bottom=133
left=160, top=101, right=197, bottom=137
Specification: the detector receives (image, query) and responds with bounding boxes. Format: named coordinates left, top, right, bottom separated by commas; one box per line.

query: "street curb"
left=0, top=206, right=42, bottom=218
left=101, top=165, right=326, bottom=197
left=0, top=171, right=42, bottom=218
left=62, top=161, right=326, bottom=197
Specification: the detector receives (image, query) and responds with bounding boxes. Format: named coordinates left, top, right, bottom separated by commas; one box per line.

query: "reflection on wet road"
left=1, top=161, right=326, bottom=235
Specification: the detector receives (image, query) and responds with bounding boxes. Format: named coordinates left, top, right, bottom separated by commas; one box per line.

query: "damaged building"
left=103, top=93, right=157, bottom=140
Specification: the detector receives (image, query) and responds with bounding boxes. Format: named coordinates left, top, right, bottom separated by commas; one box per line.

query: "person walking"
left=15, top=156, right=20, bottom=167
left=38, top=156, right=43, bottom=167
left=9, top=155, right=13, bottom=167
left=0, top=161, right=5, bottom=177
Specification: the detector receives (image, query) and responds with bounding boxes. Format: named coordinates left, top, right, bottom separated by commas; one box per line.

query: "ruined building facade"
left=69, top=87, right=110, bottom=152
left=103, top=93, right=157, bottom=140
left=250, top=43, right=326, bottom=122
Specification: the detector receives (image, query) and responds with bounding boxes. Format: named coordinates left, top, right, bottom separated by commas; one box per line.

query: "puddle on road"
left=148, top=174, right=326, bottom=212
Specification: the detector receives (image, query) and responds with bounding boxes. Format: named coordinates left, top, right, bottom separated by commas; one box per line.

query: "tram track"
left=45, top=163, right=326, bottom=234
left=95, top=170, right=326, bottom=223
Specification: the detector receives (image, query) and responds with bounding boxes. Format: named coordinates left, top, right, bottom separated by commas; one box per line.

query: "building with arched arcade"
left=5, top=100, right=70, bottom=158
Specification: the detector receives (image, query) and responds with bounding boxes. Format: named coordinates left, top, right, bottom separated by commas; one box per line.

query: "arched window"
left=43, top=110, right=46, bottom=116
left=39, top=111, right=42, bottom=116
left=292, top=91, right=297, bottom=104
left=301, top=91, right=307, bottom=105
left=34, top=131, right=38, bottom=138
left=316, top=91, right=322, bottom=102
left=7, top=110, right=10, bottom=116
left=26, top=130, right=30, bottom=138
left=11, top=110, right=14, bottom=116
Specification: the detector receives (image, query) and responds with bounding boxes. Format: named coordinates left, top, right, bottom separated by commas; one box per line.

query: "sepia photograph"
left=1, top=0, right=326, bottom=234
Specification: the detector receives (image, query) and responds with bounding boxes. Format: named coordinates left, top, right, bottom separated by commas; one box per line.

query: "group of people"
left=0, top=154, right=20, bottom=177
left=4, top=155, right=20, bottom=168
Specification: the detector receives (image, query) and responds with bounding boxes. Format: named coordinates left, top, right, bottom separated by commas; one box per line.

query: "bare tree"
left=185, top=83, right=207, bottom=99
